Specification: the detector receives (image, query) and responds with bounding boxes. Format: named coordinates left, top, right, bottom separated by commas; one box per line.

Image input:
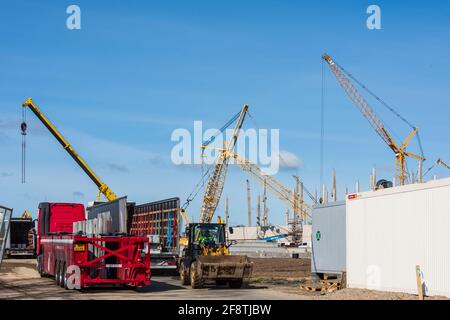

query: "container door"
left=0, top=206, right=13, bottom=267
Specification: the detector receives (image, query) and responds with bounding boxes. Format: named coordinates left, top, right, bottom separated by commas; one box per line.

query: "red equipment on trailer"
left=36, top=202, right=150, bottom=289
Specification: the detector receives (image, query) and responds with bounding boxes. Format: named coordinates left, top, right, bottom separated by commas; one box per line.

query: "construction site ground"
left=0, top=258, right=446, bottom=300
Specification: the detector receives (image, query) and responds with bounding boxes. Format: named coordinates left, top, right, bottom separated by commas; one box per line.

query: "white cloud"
left=279, top=150, right=303, bottom=169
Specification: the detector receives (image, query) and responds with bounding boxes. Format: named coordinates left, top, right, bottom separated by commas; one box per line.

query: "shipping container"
left=346, top=178, right=450, bottom=298
left=5, top=218, right=35, bottom=258
left=311, top=201, right=346, bottom=275
left=130, top=198, right=180, bottom=270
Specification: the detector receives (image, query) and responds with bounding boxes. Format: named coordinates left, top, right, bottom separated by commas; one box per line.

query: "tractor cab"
left=186, top=223, right=229, bottom=257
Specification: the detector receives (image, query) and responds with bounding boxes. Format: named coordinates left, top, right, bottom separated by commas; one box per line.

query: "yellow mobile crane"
left=322, top=54, right=426, bottom=186
left=21, top=98, right=117, bottom=202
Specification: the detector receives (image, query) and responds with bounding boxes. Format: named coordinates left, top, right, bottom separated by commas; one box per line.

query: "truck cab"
left=36, top=202, right=85, bottom=255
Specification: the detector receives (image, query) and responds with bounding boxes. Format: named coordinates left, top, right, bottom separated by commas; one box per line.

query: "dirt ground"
left=0, top=258, right=448, bottom=300
left=249, top=257, right=311, bottom=280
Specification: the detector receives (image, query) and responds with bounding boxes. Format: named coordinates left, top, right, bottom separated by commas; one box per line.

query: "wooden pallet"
left=299, top=274, right=345, bottom=293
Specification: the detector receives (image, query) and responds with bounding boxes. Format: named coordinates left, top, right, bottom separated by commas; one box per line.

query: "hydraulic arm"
left=22, top=98, right=117, bottom=201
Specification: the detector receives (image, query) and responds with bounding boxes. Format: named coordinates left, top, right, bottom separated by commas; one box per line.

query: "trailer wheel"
left=190, top=261, right=204, bottom=289
left=55, top=261, right=61, bottom=285
left=60, top=263, right=67, bottom=289
left=180, top=263, right=190, bottom=285
left=228, top=279, right=243, bottom=289
left=37, top=254, right=44, bottom=277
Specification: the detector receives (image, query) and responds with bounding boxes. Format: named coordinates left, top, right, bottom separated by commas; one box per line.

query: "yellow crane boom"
left=21, top=98, right=117, bottom=202
left=437, top=159, right=450, bottom=170
left=225, top=150, right=311, bottom=222
left=322, top=54, right=426, bottom=185
left=199, top=105, right=249, bottom=223
left=201, top=146, right=312, bottom=222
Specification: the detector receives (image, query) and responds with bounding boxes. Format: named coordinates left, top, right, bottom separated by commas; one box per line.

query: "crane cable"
left=21, top=107, right=27, bottom=184
left=320, top=59, right=325, bottom=189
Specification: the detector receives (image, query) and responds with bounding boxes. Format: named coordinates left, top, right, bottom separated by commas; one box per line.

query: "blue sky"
left=1, top=1, right=449, bottom=225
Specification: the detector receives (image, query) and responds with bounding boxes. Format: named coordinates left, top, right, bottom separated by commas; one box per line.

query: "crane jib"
left=21, top=98, right=117, bottom=201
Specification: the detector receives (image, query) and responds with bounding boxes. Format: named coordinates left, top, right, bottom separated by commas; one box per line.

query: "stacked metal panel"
left=87, top=196, right=128, bottom=234
left=346, top=178, right=450, bottom=297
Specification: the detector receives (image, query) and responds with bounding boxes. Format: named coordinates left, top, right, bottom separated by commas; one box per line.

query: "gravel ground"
left=1, top=258, right=448, bottom=300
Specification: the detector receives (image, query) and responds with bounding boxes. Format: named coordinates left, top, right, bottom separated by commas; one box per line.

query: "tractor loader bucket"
left=195, top=255, right=253, bottom=281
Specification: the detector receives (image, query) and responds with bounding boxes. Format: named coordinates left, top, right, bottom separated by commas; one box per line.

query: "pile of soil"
left=249, top=258, right=311, bottom=281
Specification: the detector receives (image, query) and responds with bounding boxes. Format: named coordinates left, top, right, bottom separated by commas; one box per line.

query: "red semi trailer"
left=36, top=202, right=150, bottom=289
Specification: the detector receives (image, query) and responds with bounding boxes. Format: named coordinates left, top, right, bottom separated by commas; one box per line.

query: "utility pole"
left=262, top=176, right=267, bottom=226
left=292, top=175, right=302, bottom=224
left=299, top=180, right=304, bottom=224
left=225, top=196, right=229, bottom=226
left=256, top=194, right=261, bottom=228
left=246, top=179, right=252, bottom=227
left=418, top=159, right=423, bottom=183
left=332, top=169, right=337, bottom=202
left=292, top=175, right=304, bottom=245
left=371, top=167, right=377, bottom=190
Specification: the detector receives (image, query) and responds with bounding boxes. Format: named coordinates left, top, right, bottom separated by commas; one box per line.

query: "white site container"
left=346, top=177, right=450, bottom=297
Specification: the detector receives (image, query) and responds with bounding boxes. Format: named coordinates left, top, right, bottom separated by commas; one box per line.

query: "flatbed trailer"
left=38, top=234, right=150, bottom=288
left=36, top=202, right=150, bottom=289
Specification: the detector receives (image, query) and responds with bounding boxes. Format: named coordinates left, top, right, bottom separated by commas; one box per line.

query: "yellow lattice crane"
left=199, top=105, right=249, bottom=223
left=322, top=54, right=426, bottom=185
left=21, top=98, right=117, bottom=202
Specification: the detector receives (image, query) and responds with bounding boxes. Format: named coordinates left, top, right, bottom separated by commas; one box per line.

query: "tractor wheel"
left=180, top=263, right=190, bottom=285
left=190, top=261, right=204, bottom=289
left=229, top=279, right=243, bottom=289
